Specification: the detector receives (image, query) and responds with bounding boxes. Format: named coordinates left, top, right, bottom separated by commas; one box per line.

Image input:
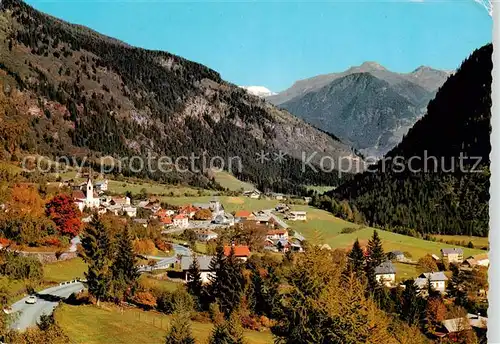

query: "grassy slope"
left=138, top=275, right=182, bottom=293
left=43, top=258, right=87, bottom=283
left=431, top=235, right=489, bottom=249
left=279, top=206, right=486, bottom=260
left=160, top=196, right=279, bottom=213
left=55, top=304, right=274, bottom=344
left=212, top=170, right=254, bottom=191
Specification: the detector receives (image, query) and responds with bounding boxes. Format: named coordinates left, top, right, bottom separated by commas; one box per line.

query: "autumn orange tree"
left=425, top=296, right=447, bottom=334
left=194, top=208, right=212, bottom=220
left=6, top=184, right=45, bottom=217
left=45, top=194, right=82, bottom=237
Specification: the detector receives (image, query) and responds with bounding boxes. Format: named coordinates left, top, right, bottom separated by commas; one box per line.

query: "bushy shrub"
left=340, top=227, right=359, bottom=234
left=156, top=289, right=194, bottom=315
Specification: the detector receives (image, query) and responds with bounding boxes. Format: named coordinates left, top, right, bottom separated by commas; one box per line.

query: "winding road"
left=10, top=282, right=85, bottom=331
left=139, top=243, right=192, bottom=271
left=9, top=244, right=191, bottom=330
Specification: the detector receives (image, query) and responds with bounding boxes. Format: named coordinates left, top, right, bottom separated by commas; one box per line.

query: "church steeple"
left=86, top=176, right=93, bottom=201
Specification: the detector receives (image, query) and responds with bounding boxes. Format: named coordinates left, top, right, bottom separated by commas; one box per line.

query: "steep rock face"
left=0, top=0, right=362, bottom=190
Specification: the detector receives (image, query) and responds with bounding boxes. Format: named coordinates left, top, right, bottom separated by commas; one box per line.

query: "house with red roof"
left=234, top=210, right=255, bottom=221
left=224, top=245, right=251, bottom=262
left=179, top=205, right=199, bottom=219
left=160, top=216, right=172, bottom=226
left=173, top=214, right=189, bottom=228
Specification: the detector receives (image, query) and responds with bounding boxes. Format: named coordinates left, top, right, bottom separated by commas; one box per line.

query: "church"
left=73, top=178, right=101, bottom=212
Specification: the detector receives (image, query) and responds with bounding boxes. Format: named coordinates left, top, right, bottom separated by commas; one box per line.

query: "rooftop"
left=375, top=261, right=396, bottom=275
left=234, top=210, right=253, bottom=218
left=180, top=255, right=214, bottom=271
left=224, top=245, right=251, bottom=257
left=419, top=271, right=448, bottom=281
left=267, top=229, right=288, bottom=235
left=441, top=248, right=463, bottom=255
left=472, top=253, right=488, bottom=261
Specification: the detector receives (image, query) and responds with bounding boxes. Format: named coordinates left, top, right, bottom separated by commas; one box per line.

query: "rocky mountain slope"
left=0, top=0, right=361, bottom=192
left=269, top=62, right=452, bottom=157
left=331, top=44, right=492, bottom=237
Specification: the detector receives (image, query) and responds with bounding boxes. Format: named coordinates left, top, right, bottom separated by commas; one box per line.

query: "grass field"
left=279, top=205, right=487, bottom=261
left=213, top=170, right=254, bottom=192
left=160, top=196, right=279, bottom=213
left=431, top=235, right=489, bottom=249
left=393, top=262, right=419, bottom=282
left=55, top=304, right=274, bottom=344
left=138, top=275, right=183, bottom=293
left=106, top=180, right=203, bottom=197
left=281, top=205, right=360, bottom=240
left=43, top=258, right=87, bottom=283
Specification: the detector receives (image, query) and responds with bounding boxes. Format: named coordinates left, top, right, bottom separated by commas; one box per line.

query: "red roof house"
left=224, top=245, right=251, bottom=260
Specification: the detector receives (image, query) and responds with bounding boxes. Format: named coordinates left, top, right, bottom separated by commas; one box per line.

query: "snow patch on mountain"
left=240, top=86, right=277, bottom=97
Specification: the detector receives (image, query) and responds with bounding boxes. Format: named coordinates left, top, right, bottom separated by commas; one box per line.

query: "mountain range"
left=268, top=62, right=452, bottom=157
left=330, top=44, right=492, bottom=237
left=0, top=0, right=361, bottom=192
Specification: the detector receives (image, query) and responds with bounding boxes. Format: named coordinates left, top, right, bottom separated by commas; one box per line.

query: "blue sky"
left=26, top=0, right=492, bottom=92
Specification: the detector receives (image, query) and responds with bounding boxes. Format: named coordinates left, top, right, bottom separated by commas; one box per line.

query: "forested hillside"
left=322, top=44, right=492, bottom=237
left=0, top=0, right=361, bottom=193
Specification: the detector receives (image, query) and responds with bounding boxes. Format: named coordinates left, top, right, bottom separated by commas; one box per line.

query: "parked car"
left=25, top=295, right=37, bottom=304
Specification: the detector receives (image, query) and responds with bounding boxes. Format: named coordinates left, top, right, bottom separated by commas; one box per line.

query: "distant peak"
left=359, top=61, right=386, bottom=71
left=412, top=65, right=433, bottom=73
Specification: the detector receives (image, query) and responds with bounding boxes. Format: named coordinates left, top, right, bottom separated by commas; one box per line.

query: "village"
left=63, top=176, right=490, bottom=339
left=0, top=172, right=488, bottom=342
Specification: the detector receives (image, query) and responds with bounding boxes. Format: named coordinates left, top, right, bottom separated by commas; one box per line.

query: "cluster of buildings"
left=243, top=190, right=312, bottom=204
left=72, top=178, right=137, bottom=217
left=373, top=248, right=489, bottom=293
left=179, top=245, right=252, bottom=283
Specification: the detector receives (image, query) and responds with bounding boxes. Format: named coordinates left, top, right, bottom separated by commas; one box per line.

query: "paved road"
left=138, top=243, right=192, bottom=272
left=10, top=282, right=84, bottom=331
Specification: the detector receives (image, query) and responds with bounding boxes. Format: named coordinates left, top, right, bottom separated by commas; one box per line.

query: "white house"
left=111, top=196, right=131, bottom=207
left=266, top=229, right=289, bottom=241
left=180, top=256, right=215, bottom=284
left=72, top=178, right=100, bottom=212
left=244, top=190, right=261, bottom=199
left=213, top=213, right=234, bottom=226
left=197, top=230, right=218, bottom=242
left=374, top=261, right=396, bottom=287
left=94, top=179, right=108, bottom=192
left=414, top=272, right=448, bottom=294
left=173, top=214, right=189, bottom=228
left=441, top=248, right=464, bottom=264
left=123, top=206, right=137, bottom=218
left=288, top=211, right=307, bottom=221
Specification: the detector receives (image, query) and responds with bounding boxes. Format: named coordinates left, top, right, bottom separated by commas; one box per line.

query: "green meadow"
left=55, top=304, right=274, bottom=344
